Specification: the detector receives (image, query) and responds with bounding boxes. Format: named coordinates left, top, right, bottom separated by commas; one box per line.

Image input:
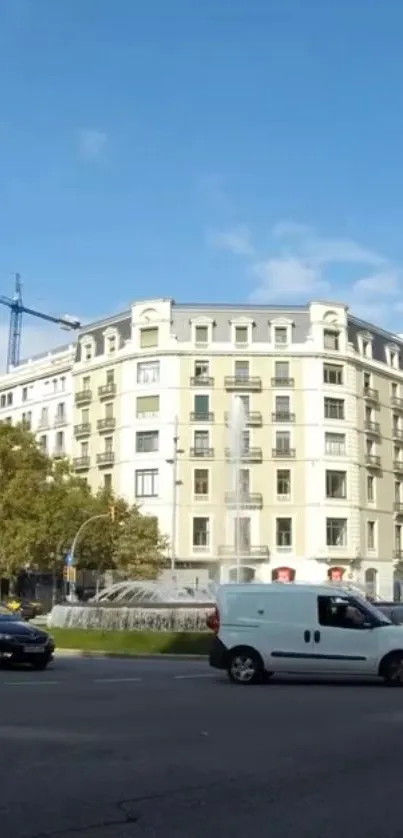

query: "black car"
left=0, top=604, right=55, bottom=670
left=374, top=602, right=403, bottom=625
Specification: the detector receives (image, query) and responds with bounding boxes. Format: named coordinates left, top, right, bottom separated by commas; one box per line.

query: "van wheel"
left=227, top=648, right=264, bottom=685
left=383, top=653, right=403, bottom=686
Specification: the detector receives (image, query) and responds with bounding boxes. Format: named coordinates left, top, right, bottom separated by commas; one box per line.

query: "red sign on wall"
left=328, top=566, right=345, bottom=583
left=272, top=567, right=296, bottom=583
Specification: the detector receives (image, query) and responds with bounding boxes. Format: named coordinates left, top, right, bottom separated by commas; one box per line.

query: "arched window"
left=228, top=566, right=255, bottom=583
left=272, top=567, right=296, bottom=583
left=364, top=568, right=377, bottom=600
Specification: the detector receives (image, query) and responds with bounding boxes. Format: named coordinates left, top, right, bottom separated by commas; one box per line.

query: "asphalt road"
left=2, top=656, right=403, bottom=838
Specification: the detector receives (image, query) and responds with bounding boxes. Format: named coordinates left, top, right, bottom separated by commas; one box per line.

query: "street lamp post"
left=166, top=416, right=184, bottom=581
left=67, top=513, right=110, bottom=602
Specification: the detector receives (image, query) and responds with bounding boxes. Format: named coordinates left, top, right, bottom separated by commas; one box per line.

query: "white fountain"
left=226, top=395, right=248, bottom=584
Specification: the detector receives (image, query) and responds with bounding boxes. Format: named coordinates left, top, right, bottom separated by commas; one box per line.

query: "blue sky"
left=1, top=0, right=403, bottom=364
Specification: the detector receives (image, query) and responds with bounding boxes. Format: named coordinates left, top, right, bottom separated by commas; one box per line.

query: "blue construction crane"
left=0, top=274, right=81, bottom=372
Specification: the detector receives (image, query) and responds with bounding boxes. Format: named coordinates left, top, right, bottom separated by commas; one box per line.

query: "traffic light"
left=109, top=505, right=115, bottom=523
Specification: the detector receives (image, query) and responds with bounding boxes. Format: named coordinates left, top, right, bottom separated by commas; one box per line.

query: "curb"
left=55, top=649, right=208, bottom=661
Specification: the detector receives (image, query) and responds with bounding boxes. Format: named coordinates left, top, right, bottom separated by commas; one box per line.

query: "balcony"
left=98, top=382, right=116, bottom=399
left=97, top=417, right=116, bottom=432
left=218, top=545, right=269, bottom=559
left=224, top=492, right=263, bottom=509
left=394, top=502, right=403, bottom=515
left=364, top=420, right=380, bottom=436
left=272, top=412, right=295, bottom=423
left=224, top=376, right=262, bottom=392
left=394, top=460, right=403, bottom=473
left=363, top=387, right=379, bottom=404
left=225, top=411, right=262, bottom=427
left=53, top=448, right=66, bottom=460
left=365, top=453, right=381, bottom=468
left=190, top=447, right=214, bottom=458
left=75, top=389, right=92, bottom=405
left=74, top=422, right=91, bottom=438
left=73, top=456, right=90, bottom=471
left=225, top=447, right=263, bottom=463
left=54, top=415, right=67, bottom=428
left=272, top=447, right=296, bottom=459
left=97, top=451, right=115, bottom=467
left=391, top=396, right=403, bottom=411
left=392, top=428, right=403, bottom=442
left=393, top=549, right=403, bottom=561
left=37, top=420, right=50, bottom=431
left=189, top=412, right=214, bottom=422
left=271, top=377, right=295, bottom=388
left=190, top=376, right=214, bottom=387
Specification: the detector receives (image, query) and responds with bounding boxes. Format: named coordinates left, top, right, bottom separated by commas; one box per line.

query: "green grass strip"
left=51, top=628, right=211, bottom=656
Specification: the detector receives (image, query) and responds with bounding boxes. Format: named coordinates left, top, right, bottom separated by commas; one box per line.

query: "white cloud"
left=250, top=257, right=328, bottom=301
left=77, top=129, right=107, bottom=161
left=210, top=226, right=254, bottom=256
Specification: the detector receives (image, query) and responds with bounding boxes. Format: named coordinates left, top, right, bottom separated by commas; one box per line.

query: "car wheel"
left=31, top=656, right=50, bottom=671
left=227, top=648, right=264, bottom=685
left=383, top=653, right=403, bottom=686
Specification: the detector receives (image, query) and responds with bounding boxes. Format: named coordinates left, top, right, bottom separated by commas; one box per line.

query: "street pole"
left=166, top=415, right=183, bottom=582
left=67, top=513, right=110, bottom=602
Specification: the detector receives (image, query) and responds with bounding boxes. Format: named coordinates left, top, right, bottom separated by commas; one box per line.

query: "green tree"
left=0, top=422, right=168, bottom=579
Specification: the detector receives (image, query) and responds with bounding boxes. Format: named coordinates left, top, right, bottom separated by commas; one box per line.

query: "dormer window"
left=324, top=329, right=339, bottom=351
left=107, top=335, right=116, bottom=354
left=84, top=343, right=93, bottom=361
left=274, top=327, right=288, bottom=346
left=195, top=325, right=208, bottom=346
left=358, top=332, right=373, bottom=358
left=140, top=327, right=159, bottom=349
left=386, top=344, right=399, bottom=369
left=235, top=326, right=248, bottom=346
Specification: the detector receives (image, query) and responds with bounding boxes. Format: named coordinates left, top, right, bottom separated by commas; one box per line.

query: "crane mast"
left=0, top=274, right=81, bottom=372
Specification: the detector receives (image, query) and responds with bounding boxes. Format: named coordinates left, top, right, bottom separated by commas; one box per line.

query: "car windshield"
left=352, top=595, right=392, bottom=625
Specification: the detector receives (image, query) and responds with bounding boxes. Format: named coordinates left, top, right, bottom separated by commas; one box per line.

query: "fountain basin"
left=48, top=603, right=211, bottom=632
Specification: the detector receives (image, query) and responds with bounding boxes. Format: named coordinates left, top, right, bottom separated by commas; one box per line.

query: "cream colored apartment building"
left=2, top=298, right=403, bottom=598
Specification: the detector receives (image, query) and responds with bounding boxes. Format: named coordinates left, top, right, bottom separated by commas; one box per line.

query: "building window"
left=275, top=430, right=291, bottom=453
left=56, top=402, right=66, bottom=422
left=137, top=361, right=160, bottom=384
left=135, top=469, right=158, bottom=498
left=136, top=431, right=159, bottom=453
left=55, top=431, right=64, bottom=454
left=234, top=359, right=249, bottom=379
left=39, top=407, right=49, bottom=427
left=38, top=435, right=47, bottom=452
left=234, top=325, right=248, bottom=346
left=367, top=521, right=376, bottom=550
left=326, top=518, right=347, bottom=547
left=194, top=468, right=209, bottom=497
left=193, top=394, right=210, bottom=420
left=192, top=517, right=210, bottom=549
left=84, top=343, right=93, bottom=361
left=104, top=436, right=113, bottom=453
left=242, top=429, right=250, bottom=453
left=140, top=327, right=159, bottom=349
left=326, top=470, right=346, bottom=499
left=367, top=475, right=375, bottom=503
left=136, top=395, right=160, bottom=418
left=274, top=326, right=288, bottom=346
left=81, top=408, right=89, bottom=424
left=103, top=473, right=112, bottom=492
left=194, top=360, right=210, bottom=381
left=0, top=395, right=6, bottom=408
left=276, top=469, right=291, bottom=498
left=324, top=398, right=345, bottom=420
left=7, top=392, right=12, bottom=406
left=325, top=432, right=346, bottom=455
left=60, top=377, right=66, bottom=391
left=83, top=376, right=91, bottom=391
left=106, top=334, right=116, bottom=354
left=22, top=386, right=28, bottom=402
left=80, top=441, right=89, bottom=458
left=105, top=402, right=114, bottom=420
left=239, top=468, right=250, bottom=495
left=22, top=412, right=32, bottom=430
left=275, top=395, right=290, bottom=417
left=194, top=430, right=209, bottom=453
left=274, top=361, right=290, bottom=383
left=323, top=363, right=343, bottom=385
left=276, top=518, right=292, bottom=548
left=234, top=517, right=251, bottom=551
left=395, top=524, right=402, bottom=551
left=324, top=330, right=339, bottom=351
left=364, top=568, right=377, bottom=599
left=194, top=325, right=209, bottom=346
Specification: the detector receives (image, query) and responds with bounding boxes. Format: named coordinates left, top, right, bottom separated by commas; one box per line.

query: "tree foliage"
left=0, top=423, right=167, bottom=578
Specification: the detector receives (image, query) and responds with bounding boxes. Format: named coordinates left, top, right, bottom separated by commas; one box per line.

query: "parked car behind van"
left=207, top=583, right=403, bottom=686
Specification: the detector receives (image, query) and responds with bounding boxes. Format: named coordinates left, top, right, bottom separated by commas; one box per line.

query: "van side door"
left=308, top=595, right=379, bottom=675
left=257, top=591, right=316, bottom=672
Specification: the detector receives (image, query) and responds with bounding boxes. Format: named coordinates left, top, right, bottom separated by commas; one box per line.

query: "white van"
left=207, top=583, right=403, bottom=686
